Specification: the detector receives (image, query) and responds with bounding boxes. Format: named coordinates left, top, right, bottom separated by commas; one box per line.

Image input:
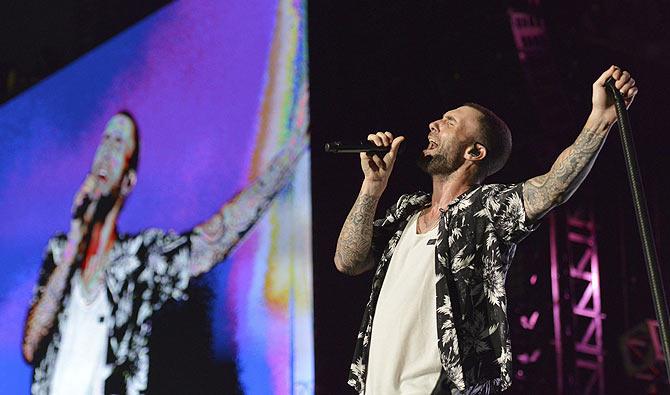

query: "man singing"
left=334, top=66, right=637, bottom=394
left=22, top=111, right=307, bottom=394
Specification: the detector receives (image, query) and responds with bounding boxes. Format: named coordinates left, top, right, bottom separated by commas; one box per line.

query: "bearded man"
left=22, top=111, right=306, bottom=394
left=334, top=66, right=637, bottom=394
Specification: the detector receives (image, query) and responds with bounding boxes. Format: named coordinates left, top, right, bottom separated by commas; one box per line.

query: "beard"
left=91, top=185, right=122, bottom=223
left=417, top=146, right=464, bottom=175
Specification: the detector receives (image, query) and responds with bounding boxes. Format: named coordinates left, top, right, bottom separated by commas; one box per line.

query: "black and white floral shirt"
left=348, top=184, right=538, bottom=394
left=30, top=229, right=194, bottom=394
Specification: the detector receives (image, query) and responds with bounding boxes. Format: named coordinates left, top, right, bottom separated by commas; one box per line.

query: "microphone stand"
left=605, top=77, right=670, bottom=382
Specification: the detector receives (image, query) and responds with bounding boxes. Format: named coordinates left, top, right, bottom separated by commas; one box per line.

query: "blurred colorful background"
left=0, top=0, right=312, bottom=393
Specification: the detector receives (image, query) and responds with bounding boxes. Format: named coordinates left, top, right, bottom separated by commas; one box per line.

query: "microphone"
left=73, top=195, right=92, bottom=220
left=324, top=141, right=404, bottom=154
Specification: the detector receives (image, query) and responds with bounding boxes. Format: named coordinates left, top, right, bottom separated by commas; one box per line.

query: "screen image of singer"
left=0, top=1, right=313, bottom=394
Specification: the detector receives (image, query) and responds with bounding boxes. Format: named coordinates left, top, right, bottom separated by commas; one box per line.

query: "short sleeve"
left=486, top=183, right=539, bottom=244
left=139, top=229, right=193, bottom=307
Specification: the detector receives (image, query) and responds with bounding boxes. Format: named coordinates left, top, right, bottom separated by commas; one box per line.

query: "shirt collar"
left=446, top=184, right=481, bottom=207
left=407, top=184, right=482, bottom=216
left=422, top=184, right=482, bottom=210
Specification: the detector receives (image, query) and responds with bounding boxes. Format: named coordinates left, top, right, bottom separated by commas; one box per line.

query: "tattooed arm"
left=334, top=186, right=381, bottom=275
left=334, top=132, right=404, bottom=275
left=187, top=132, right=308, bottom=277
left=22, top=234, right=78, bottom=363
left=523, top=66, right=638, bottom=221
left=523, top=117, right=611, bottom=221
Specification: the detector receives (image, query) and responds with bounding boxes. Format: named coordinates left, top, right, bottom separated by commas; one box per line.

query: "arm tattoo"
left=334, top=192, right=379, bottom=275
left=524, top=124, right=609, bottom=221
left=23, top=237, right=79, bottom=363
left=188, top=133, right=307, bottom=276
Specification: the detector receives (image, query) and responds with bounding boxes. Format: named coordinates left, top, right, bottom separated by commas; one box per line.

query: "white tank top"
left=366, top=212, right=442, bottom=394
left=50, top=270, right=112, bottom=395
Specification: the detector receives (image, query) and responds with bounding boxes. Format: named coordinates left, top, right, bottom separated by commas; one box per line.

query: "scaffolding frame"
left=550, top=210, right=605, bottom=395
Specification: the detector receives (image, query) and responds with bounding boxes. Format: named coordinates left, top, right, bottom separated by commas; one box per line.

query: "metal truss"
left=621, top=319, right=667, bottom=387
left=550, top=209, right=605, bottom=395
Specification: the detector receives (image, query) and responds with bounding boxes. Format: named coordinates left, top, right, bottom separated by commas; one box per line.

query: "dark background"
left=3, top=0, right=670, bottom=394
left=308, top=0, right=670, bottom=394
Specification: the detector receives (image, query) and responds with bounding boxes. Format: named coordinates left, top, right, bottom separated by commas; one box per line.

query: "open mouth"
left=426, top=140, right=438, bottom=150
left=97, top=169, right=108, bottom=183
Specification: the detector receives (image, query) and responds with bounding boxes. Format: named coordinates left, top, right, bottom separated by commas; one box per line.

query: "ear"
left=121, top=170, right=137, bottom=196
left=465, top=142, right=487, bottom=162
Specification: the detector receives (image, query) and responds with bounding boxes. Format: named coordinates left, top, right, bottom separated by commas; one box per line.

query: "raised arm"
left=334, top=132, right=404, bottom=275
left=523, top=66, right=638, bottom=222
left=187, top=132, right=308, bottom=277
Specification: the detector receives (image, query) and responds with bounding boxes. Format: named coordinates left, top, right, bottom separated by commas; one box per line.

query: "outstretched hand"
left=592, top=65, right=638, bottom=122
left=360, top=131, right=404, bottom=196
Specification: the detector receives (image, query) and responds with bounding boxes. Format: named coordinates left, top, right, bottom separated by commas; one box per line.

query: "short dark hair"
left=117, top=110, right=140, bottom=173
left=463, top=102, right=511, bottom=178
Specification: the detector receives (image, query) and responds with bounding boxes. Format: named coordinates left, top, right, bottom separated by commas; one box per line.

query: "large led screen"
left=0, top=0, right=313, bottom=393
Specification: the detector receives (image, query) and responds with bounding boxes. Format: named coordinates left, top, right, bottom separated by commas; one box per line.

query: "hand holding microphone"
left=324, top=131, right=405, bottom=195
left=62, top=174, right=100, bottom=264
left=359, top=132, right=405, bottom=197
left=70, top=174, right=100, bottom=231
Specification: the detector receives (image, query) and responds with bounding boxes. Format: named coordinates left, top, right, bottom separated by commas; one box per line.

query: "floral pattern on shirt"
left=348, top=184, right=537, bottom=394
left=27, top=133, right=307, bottom=395
left=30, top=229, right=196, bottom=395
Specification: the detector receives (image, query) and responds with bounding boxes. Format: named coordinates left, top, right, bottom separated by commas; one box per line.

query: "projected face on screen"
left=91, top=113, right=136, bottom=199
